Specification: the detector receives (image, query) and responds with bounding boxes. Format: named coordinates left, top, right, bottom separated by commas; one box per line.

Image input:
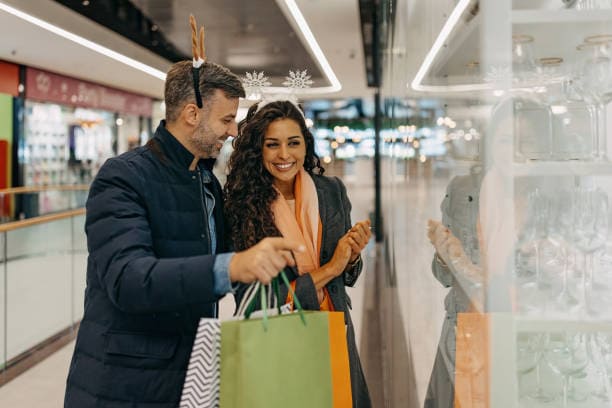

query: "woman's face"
left=262, top=118, right=306, bottom=191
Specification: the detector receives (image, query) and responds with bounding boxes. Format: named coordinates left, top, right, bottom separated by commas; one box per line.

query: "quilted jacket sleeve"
left=86, top=158, right=220, bottom=314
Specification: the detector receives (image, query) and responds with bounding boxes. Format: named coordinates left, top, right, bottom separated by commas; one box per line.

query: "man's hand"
left=346, top=219, right=371, bottom=263
left=228, top=238, right=305, bottom=285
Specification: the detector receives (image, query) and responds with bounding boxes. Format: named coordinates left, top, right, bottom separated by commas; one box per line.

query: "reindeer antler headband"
left=189, top=14, right=206, bottom=108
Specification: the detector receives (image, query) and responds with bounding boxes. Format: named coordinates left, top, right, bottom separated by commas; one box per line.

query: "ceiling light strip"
left=410, top=0, right=480, bottom=93
left=274, top=0, right=342, bottom=94
left=0, top=2, right=167, bottom=81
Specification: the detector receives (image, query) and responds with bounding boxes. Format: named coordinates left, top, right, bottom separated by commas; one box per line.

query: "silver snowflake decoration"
left=242, top=71, right=271, bottom=100
left=242, top=71, right=271, bottom=89
left=283, top=70, right=314, bottom=89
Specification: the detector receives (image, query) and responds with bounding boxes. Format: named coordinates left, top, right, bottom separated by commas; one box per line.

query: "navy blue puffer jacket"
left=64, top=122, right=227, bottom=407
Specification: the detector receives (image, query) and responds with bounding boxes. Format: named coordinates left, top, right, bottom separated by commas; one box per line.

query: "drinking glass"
left=549, top=190, right=580, bottom=311
left=587, top=333, right=611, bottom=401
left=513, top=35, right=538, bottom=85
left=576, top=40, right=612, bottom=160
left=546, top=332, right=590, bottom=408
left=516, top=333, right=541, bottom=400
left=528, top=333, right=555, bottom=403
left=573, top=188, right=609, bottom=316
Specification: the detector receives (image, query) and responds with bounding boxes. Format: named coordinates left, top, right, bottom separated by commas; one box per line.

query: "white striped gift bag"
left=179, top=319, right=221, bottom=408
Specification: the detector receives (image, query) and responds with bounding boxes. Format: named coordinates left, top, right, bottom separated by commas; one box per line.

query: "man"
left=64, top=60, right=303, bottom=407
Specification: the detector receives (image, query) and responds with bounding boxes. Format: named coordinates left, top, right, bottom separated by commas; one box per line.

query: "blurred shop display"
left=0, top=60, right=19, bottom=221
left=0, top=66, right=156, bottom=219
left=23, top=103, right=114, bottom=186
left=21, top=67, right=153, bottom=187
left=309, top=101, right=449, bottom=165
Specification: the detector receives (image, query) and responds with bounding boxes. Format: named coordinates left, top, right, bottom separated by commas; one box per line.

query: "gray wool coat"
left=425, top=169, right=482, bottom=408
left=234, top=174, right=372, bottom=408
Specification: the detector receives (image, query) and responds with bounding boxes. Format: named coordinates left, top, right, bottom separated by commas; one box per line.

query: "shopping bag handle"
left=244, top=268, right=307, bottom=330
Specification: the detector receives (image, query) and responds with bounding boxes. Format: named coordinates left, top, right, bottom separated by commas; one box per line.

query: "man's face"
left=191, top=89, right=239, bottom=158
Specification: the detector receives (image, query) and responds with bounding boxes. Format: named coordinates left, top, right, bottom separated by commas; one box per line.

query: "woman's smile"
left=273, top=162, right=296, bottom=171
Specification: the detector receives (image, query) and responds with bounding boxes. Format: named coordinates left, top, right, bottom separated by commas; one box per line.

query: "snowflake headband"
left=241, top=70, right=314, bottom=118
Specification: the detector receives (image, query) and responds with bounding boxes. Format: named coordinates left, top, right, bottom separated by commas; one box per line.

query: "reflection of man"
left=64, top=57, right=302, bottom=407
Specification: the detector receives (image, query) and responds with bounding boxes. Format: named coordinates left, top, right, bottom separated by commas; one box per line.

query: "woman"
left=224, top=100, right=372, bottom=407
left=425, top=168, right=483, bottom=408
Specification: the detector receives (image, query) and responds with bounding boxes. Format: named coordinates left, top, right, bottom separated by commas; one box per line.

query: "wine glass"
left=545, top=332, right=590, bottom=408
left=527, top=332, right=555, bottom=403
left=587, top=333, right=611, bottom=402
left=516, top=333, right=540, bottom=400
left=549, top=189, right=580, bottom=311
left=573, top=188, right=609, bottom=316
left=530, top=189, right=553, bottom=291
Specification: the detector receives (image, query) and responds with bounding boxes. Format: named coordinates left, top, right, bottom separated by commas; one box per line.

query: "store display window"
left=23, top=101, right=115, bottom=186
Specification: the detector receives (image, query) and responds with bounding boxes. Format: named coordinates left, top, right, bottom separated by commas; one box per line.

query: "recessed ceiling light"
left=276, top=0, right=341, bottom=94
left=409, top=0, right=489, bottom=93
left=82, top=0, right=90, bottom=6
left=0, top=2, right=166, bottom=81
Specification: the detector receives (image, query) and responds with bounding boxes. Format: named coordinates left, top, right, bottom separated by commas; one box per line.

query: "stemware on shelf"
left=512, top=35, right=538, bottom=85
left=545, top=332, right=590, bottom=408
left=572, top=188, right=609, bottom=316
left=575, top=39, right=612, bottom=161
left=537, top=57, right=597, bottom=161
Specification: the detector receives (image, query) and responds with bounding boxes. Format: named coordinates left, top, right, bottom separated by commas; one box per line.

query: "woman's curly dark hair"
left=224, top=100, right=324, bottom=250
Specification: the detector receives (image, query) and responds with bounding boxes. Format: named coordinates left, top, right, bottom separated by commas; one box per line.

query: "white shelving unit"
left=515, top=317, right=612, bottom=333
left=423, top=7, right=612, bottom=88
left=422, top=1, right=612, bottom=407
left=513, top=161, right=612, bottom=176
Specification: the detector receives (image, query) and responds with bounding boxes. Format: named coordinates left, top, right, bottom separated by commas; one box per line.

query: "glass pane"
left=0, top=232, right=5, bottom=370
left=6, top=219, right=72, bottom=360
left=71, top=214, right=87, bottom=323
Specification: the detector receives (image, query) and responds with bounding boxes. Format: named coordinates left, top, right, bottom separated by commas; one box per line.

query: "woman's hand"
left=427, top=219, right=458, bottom=265
left=315, top=236, right=352, bottom=302
left=346, top=219, right=371, bottom=263
left=329, top=235, right=352, bottom=275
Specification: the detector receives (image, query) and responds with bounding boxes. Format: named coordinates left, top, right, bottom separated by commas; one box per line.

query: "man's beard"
left=191, top=119, right=221, bottom=158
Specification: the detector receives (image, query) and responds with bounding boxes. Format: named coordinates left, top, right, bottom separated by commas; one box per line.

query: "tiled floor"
left=0, top=159, right=453, bottom=408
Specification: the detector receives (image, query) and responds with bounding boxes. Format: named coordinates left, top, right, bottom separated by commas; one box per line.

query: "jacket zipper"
left=196, top=167, right=218, bottom=318
left=196, top=168, right=212, bottom=254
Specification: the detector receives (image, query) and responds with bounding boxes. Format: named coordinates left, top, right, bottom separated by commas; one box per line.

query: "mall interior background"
left=2, top=0, right=612, bottom=407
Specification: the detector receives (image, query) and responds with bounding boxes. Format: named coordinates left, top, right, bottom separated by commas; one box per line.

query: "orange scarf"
left=271, top=169, right=333, bottom=311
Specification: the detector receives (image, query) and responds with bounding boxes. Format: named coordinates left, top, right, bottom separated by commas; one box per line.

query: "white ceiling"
left=0, top=0, right=373, bottom=100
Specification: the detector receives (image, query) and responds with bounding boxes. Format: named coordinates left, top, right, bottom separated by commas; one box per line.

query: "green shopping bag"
left=219, top=273, right=334, bottom=408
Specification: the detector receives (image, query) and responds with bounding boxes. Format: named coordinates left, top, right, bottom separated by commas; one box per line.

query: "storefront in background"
left=0, top=61, right=19, bottom=220
left=22, top=67, right=153, bottom=187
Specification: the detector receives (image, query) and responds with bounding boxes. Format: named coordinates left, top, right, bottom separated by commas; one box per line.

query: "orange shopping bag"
left=328, top=311, right=353, bottom=407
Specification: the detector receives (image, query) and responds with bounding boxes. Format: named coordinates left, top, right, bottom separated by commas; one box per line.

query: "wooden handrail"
left=0, top=208, right=86, bottom=232
left=0, top=185, right=90, bottom=195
